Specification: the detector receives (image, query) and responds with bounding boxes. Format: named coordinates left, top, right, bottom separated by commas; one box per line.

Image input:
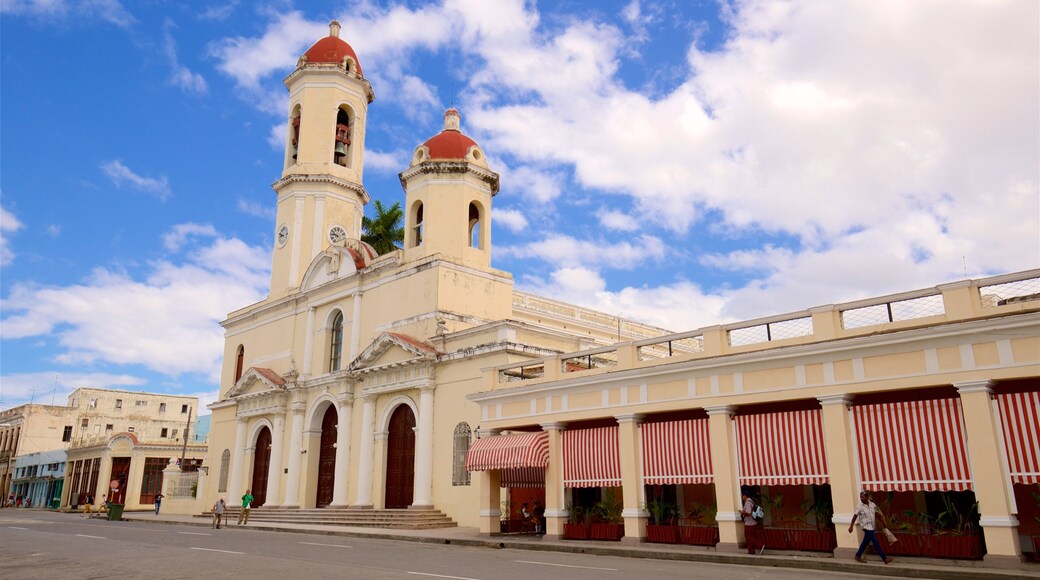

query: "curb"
left=119, top=515, right=1035, bottom=580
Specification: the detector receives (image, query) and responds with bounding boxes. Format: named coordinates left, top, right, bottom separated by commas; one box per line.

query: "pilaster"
left=616, top=413, right=647, bottom=544
left=705, top=405, right=742, bottom=552
left=540, top=422, right=567, bottom=538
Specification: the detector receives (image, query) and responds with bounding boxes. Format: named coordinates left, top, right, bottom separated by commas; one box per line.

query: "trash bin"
left=107, top=504, right=124, bottom=521
left=50, top=498, right=60, bottom=509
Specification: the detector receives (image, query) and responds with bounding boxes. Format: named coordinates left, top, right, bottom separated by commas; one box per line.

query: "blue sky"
left=2, top=0, right=1038, bottom=411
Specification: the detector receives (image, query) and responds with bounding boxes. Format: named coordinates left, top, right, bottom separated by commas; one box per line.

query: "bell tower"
left=269, top=21, right=375, bottom=299
left=400, top=109, right=499, bottom=270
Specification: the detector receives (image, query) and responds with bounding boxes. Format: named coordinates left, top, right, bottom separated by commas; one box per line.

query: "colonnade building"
left=202, top=22, right=1039, bottom=564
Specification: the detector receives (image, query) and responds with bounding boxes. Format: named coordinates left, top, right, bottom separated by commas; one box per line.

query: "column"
left=475, top=427, right=502, bottom=534
left=265, top=414, right=286, bottom=506
left=226, top=419, right=248, bottom=502
left=817, top=394, right=860, bottom=556
left=349, top=291, right=363, bottom=359
left=616, top=414, right=647, bottom=544
left=330, top=394, right=354, bottom=507
left=352, top=396, right=376, bottom=508
left=706, top=405, right=742, bottom=552
left=281, top=402, right=306, bottom=508
left=302, top=307, right=316, bottom=378
left=956, top=380, right=1022, bottom=563
left=541, top=422, right=567, bottom=538
left=412, top=386, right=435, bottom=508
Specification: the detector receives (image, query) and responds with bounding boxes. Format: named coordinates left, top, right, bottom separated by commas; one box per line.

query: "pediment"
left=301, top=239, right=378, bottom=292
left=227, top=367, right=289, bottom=398
left=349, top=332, right=440, bottom=373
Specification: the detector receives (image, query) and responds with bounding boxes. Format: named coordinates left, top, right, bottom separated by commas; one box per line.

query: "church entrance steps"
left=199, top=507, right=457, bottom=529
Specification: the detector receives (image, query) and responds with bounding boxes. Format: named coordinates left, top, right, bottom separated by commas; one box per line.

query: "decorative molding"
left=704, top=405, right=736, bottom=417
left=954, top=379, right=995, bottom=395
left=979, top=515, right=1019, bottom=527
left=399, top=161, right=500, bottom=193
left=817, top=393, right=853, bottom=407
left=272, top=174, right=371, bottom=205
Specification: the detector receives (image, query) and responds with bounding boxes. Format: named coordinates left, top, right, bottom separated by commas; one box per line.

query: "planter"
left=499, top=519, right=535, bottom=534
left=646, top=524, right=680, bottom=544
left=879, top=531, right=983, bottom=560
left=563, top=522, right=590, bottom=540
left=1031, top=536, right=1040, bottom=563
left=679, top=525, right=719, bottom=546
left=787, top=529, right=837, bottom=552
left=589, top=522, right=625, bottom=541
left=760, top=527, right=792, bottom=550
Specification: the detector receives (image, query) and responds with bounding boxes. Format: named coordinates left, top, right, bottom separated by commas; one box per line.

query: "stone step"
left=198, top=507, right=457, bottom=529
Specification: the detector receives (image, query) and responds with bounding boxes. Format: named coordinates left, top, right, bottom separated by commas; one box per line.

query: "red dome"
left=303, top=22, right=363, bottom=75
left=421, top=109, right=479, bottom=160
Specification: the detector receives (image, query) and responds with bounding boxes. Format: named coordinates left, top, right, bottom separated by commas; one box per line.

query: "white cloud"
left=100, top=160, right=171, bottom=200
left=498, top=233, right=666, bottom=270
left=364, top=150, right=408, bottom=173
left=492, top=207, right=528, bottom=233
left=1, top=0, right=135, bottom=27
left=597, top=209, right=639, bottom=232
left=163, top=20, right=208, bottom=94
left=198, top=2, right=237, bottom=21
left=236, top=198, right=276, bottom=220
left=0, top=205, right=24, bottom=267
left=45, top=224, right=61, bottom=237
left=162, top=223, right=218, bottom=252
left=0, top=227, right=270, bottom=378
left=498, top=165, right=564, bottom=203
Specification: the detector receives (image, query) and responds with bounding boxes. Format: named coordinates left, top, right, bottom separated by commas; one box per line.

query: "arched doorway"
left=385, top=405, right=415, bottom=509
left=315, top=405, right=337, bottom=507
left=251, top=427, right=271, bottom=507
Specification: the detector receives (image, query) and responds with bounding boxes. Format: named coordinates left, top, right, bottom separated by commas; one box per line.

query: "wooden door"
left=251, top=427, right=271, bottom=507
left=110, top=457, right=131, bottom=504
left=384, top=405, right=415, bottom=509
left=315, top=406, right=337, bottom=508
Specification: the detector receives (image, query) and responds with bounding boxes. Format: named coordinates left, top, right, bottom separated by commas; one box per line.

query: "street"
left=0, top=510, right=896, bottom=580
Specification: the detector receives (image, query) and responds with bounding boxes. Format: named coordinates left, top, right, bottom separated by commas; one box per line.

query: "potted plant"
left=679, top=501, right=719, bottom=546
left=645, top=499, right=679, bottom=544
left=788, top=495, right=837, bottom=552
left=563, top=504, right=591, bottom=540
left=590, top=489, right=625, bottom=541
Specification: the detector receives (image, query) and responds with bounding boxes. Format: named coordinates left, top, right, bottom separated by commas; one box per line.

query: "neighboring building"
left=65, top=387, right=200, bottom=447
left=202, top=22, right=1040, bottom=566
left=11, top=449, right=66, bottom=508
left=0, top=403, right=79, bottom=506
left=192, top=415, right=211, bottom=443
left=63, top=432, right=206, bottom=511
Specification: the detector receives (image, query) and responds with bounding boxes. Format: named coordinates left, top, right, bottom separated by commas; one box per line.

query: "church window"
left=287, top=106, right=302, bottom=167
left=410, top=202, right=423, bottom=248
left=234, top=345, right=245, bottom=383
left=329, top=311, right=344, bottom=372
left=334, top=107, right=352, bottom=168
left=468, top=202, right=481, bottom=249
left=452, top=422, right=472, bottom=486
left=218, top=449, right=230, bottom=492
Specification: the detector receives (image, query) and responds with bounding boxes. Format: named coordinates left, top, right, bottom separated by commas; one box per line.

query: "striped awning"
left=465, top=431, right=548, bottom=472
left=853, top=398, right=972, bottom=491
left=563, top=426, right=621, bottom=488
left=642, top=419, right=713, bottom=485
left=996, top=391, right=1040, bottom=485
left=500, top=467, right=545, bottom=488
left=736, top=409, right=829, bottom=486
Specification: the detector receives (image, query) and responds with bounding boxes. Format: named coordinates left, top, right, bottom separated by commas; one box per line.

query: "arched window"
left=218, top=449, right=230, bottom=493
left=329, top=312, right=344, bottom=372
left=468, top=202, right=481, bottom=249
left=410, top=202, right=423, bottom=248
left=287, top=105, right=302, bottom=168
left=234, top=345, right=245, bottom=384
left=452, top=422, right=472, bottom=486
left=334, top=107, right=352, bottom=167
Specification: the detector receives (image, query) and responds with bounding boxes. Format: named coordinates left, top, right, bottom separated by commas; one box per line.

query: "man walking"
left=212, top=497, right=226, bottom=529
left=849, top=491, right=893, bottom=564
left=154, top=492, right=164, bottom=515
left=238, top=489, right=254, bottom=525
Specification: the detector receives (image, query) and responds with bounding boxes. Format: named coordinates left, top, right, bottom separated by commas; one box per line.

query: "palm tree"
left=362, top=200, right=404, bottom=255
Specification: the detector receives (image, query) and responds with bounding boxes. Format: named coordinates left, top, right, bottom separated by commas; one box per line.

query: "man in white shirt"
left=848, top=491, right=892, bottom=564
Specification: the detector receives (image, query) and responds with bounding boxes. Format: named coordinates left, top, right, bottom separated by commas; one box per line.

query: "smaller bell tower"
left=269, top=21, right=376, bottom=299
left=400, top=109, right=499, bottom=270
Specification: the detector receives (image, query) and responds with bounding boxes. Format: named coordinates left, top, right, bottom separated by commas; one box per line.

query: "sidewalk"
left=112, top=511, right=1038, bottom=580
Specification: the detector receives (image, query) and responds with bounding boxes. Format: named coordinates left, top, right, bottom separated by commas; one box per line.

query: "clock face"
left=277, top=224, right=289, bottom=247
left=328, top=225, right=347, bottom=244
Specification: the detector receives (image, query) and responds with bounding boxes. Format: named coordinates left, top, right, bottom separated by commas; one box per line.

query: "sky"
left=1, top=0, right=1038, bottom=412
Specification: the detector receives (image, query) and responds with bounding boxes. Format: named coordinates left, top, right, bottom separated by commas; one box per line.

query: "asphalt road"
left=0, top=510, right=896, bottom=580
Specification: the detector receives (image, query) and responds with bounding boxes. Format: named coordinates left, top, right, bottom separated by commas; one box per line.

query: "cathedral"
left=202, top=22, right=1040, bottom=564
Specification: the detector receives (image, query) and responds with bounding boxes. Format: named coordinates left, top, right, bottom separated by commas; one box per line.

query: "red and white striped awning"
left=997, top=391, right=1040, bottom=485
left=465, top=431, right=548, bottom=472
left=853, top=398, right=972, bottom=491
left=642, top=419, right=713, bottom=485
left=735, top=409, right=829, bottom=486
left=563, top=426, right=621, bottom=488
left=500, top=467, right=545, bottom=488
